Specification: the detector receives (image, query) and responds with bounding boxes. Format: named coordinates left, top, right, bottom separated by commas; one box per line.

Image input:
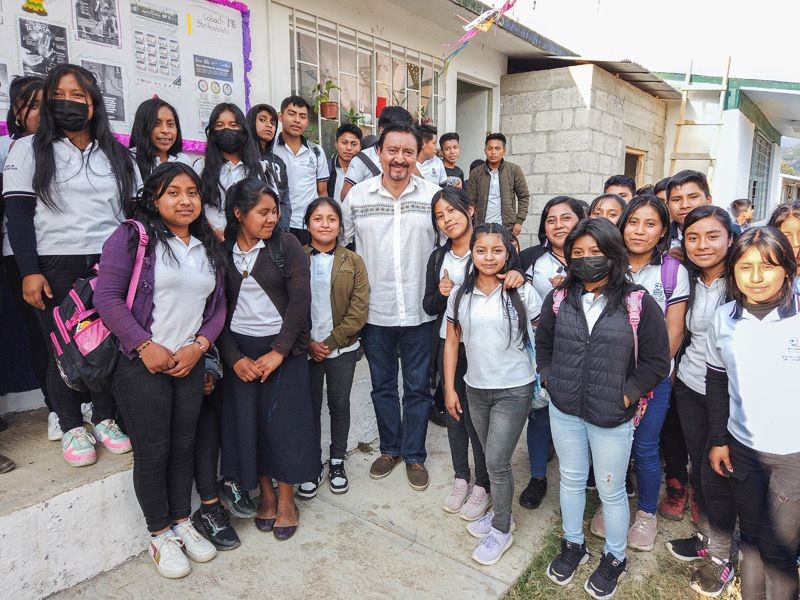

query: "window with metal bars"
left=749, top=131, right=772, bottom=220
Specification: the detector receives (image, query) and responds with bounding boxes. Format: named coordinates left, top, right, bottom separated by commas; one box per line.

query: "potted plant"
left=418, top=104, right=433, bottom=125
left=312, top=80, right=340, bottom=120
left=343, top=107, right=366, bottom=126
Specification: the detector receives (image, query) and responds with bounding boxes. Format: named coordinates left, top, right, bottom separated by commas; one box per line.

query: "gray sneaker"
left=459, top=485, right=491, bottom=521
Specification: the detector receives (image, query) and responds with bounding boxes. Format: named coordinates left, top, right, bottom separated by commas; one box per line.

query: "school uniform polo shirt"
left=438, top=249, right=471, bottom=338
left=333, top=164, right=347, bottom=205
left=343, top=145, right=381, bottom=190
left=629, top=256, right=690, bottom=315
left=527, top=251, right=566, bottom=300
left=230, top=240, right=283, bottom=337
left=309, top=248, right=359, bottom=358
left=342, top=174, right=439, bottom=327
left=272, top=134, right=329, bottom=229
left=676, top=277, right=726, bottom=394
left=417, top=156, right=447, bottom=186
left=2, top=135, right=126, bottom=256
left=446, top=282, right=542, bottom=389
left=706, top=299, right=800, bottom=455
left=193, top=158, right=255, bottom=231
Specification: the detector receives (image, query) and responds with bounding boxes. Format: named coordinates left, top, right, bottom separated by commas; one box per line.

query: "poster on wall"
left=0, top=63, right=9, bottom=112
left=81, top=59, right=125, bottom=120
left=17, top=17, right=69, bottom=75
left=193, top=53, right=234, bottom=126
left=130, top=0, right=181, bottom=88
left=74, top=0, right=121, bottom=47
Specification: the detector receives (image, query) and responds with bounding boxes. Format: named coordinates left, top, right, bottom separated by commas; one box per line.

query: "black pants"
left=3, top=256, right=52, bottom=410
left=194, top=383, right=223, bottom=502
left=309, top=349, right=358, bottom=461
left=438, top=343, right=489, bottom=489
left=113, top=355, right=204, bottom=533
left=36, top=255, right=113, bottom=432
left=289, top=227, right=311, bottom=246
left=660, top=384, right=689, bottom=484
left=730, top=440, right=800, bottom=600
left=673, top=378, right=736, bottom=558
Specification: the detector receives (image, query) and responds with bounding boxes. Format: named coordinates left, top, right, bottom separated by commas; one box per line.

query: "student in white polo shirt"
left=326, top=123, right=362, bottom=202
left=195, top=102, right=274, bottom=238
left=342, top=123, right=440, bottom=491
left=416, top=124, right=447, bottom=186
left=339, top=105, right=414, bottom=201
left=706, top=226, right=800, bottom=600
left=666, top=170, right=713, bottom=249
left=3, top=64, right=137, bottom=467
left=443, top=223, right=542, bottom=566
left=272, top=96, right=329, bottom=245
left=129, top=98, right=191, bottom=182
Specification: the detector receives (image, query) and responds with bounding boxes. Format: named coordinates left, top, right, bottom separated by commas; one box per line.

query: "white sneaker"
left=48, top=412, right=62, bottom=441
left=442, top=478, right=470, bottom=513
left=467, top=511, right=515, bottom=539
left=80, top=403, right=93, bottom=424
left=460, top=485, right=492, bottom=521
left=472, top=527, right=514, bottom=566
left=172, top=520, right=218, bottom=563
left=149, top=530, right=191, bottom=579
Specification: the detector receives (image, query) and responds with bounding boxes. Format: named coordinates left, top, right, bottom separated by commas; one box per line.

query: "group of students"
left=0, top=63, right=798, bottom=600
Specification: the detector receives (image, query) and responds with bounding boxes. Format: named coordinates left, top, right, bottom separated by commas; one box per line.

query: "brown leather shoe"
left=406, top=463, right=429, bottom=491
left=369, top=454, right=401, bottom=479
left=0, top=453, right=15, bottom=474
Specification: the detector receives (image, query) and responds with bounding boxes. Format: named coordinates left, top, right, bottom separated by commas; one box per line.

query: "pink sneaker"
left=94, top=419, right=132, bottom=454
left=460, top=485, right=491, bottom=521
left=627, top=510, right=657, bottom=552
left=590, top=506, right=605, bottom=538
left=61, top=426, right=97, bottom=467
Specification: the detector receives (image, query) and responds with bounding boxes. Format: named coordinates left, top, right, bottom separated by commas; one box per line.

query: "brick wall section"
left=499, top=64, right=667, bottom=249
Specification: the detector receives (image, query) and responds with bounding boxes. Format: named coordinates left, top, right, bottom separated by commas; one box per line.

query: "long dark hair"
left=618, top=194, right=671, bottom=259
left=32, top=64, right=136, bottom=211
left=128, top=162, right=226, bottom=272
left=430, top=186, right=472, bottom=248
left=223, top=177, right=279, bottom=242
left=6, top=75, right=44, bottom=138
left=245, top=103, right=278, bottom=156
left=200, top=103, right=266, bottom=211
left=129, top=98, right=183, bottom=181
left=452, top=223, right=528, bottom=348
left=681, top=205, right=734, bottom=307
left=558, top=217, right=634, bottom=313
left=728, top=226, right=797, bottom=309
left=537, top=195, right=585, bottom=245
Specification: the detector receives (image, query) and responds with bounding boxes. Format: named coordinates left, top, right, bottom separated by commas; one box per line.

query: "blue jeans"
left=526, top=406, right=551, bottom=479
left=362, top=322, right=434, bottom=464
left=550, top=403, right=635, bottom=561
left=631, top=377, right=672, bottom=514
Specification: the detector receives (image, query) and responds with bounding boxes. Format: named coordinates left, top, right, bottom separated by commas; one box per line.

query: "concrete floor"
left=50, top=422, right=561, bottom=600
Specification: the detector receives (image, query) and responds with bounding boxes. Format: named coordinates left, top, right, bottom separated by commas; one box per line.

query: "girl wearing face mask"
left=599, top=195, right=689, bottom=552
left=195, top=103, right=277, bottom=239
left=299, top=197, right=369, bottom=498
left=94, top=162, right=227, bottom=579
left=246, top=104, right=291, bottom=231
left=590, top=194, right=626, bottom=226
left=537, top=218, right=669, bottom=599
left=3, top=64, right=139, bottom=467
left=767, top=202, right=800, bottom=294
left=664, top=206, right=737, bottom=598
left=516, top=195, right=584, bottom=512
left=706, top=227, right=800, bottom=600
left=216, top=178, right=318, bottom=541
left=443, top=223, right=542, bottom=566
left=129, top=98, right=190, bottom=182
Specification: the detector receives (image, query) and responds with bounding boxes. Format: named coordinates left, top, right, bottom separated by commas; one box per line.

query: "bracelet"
left=136, top=340, right=152, bottom=354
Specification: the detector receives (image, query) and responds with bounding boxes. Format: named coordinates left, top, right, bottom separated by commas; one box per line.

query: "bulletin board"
left=0, top=0, right=253, bottom=152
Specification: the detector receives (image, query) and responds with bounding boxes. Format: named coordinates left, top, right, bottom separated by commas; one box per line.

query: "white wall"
left=713, top=109, right=755, bottom=205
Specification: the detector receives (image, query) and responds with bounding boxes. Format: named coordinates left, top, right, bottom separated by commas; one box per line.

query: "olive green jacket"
left=467, top=159, right=530, bottom=228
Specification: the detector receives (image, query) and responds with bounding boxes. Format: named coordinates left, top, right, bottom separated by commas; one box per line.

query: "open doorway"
left=456, top=79, right=492, bottom=172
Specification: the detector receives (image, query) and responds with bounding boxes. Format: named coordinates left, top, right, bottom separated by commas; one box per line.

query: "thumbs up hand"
left=439, top=268, right=454, bottom=297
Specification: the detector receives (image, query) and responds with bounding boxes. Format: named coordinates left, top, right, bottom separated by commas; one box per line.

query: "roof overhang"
left=506, top=56, right=682, bottom=100
left=740, top=87, right=800, bottom=138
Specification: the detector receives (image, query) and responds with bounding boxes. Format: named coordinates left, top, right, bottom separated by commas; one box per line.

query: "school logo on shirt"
left=505, top=296, right=520, bottom=321
left=783, top=337, right=800, bottom=362
left=307, top=156, right=316, bottom=168
left=651, top=282, right=666, bottom=305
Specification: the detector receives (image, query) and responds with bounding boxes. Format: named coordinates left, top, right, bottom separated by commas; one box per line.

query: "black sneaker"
left=625, top=464, right=636, bottom=498
left=191, top=505, right=241, bottom=551
left=297, top=467, right=325, bottom=499
left=519, top=477, right=547, bottom=509
left=584, top=552, right=627, bottom=599
left=219, top=480, right=257, bottom=518
left=329, top=460, right=349, bottom=494
left=690, top=556, right=734, bottom=597
left=546, top=538, right=590, bottom=586
left=666, top=532, right=709, bottom=562
left=586, top=465, right=597, bottom=491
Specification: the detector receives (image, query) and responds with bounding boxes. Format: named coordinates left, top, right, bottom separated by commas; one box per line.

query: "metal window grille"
left=749, top=131, right=772, bottom=220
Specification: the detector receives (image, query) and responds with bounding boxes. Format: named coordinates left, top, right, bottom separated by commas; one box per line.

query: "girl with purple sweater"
left=94, top=162, right=227, bottom=580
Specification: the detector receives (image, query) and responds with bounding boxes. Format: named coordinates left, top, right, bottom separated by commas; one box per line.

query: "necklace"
left=237, top=244, right=258, bottom=278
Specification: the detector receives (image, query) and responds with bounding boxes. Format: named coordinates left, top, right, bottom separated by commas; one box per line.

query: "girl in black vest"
left=537, top=218, right=669, bottom=599
left=129, top=98, right=190, bottom=181
left=216, top=178, right=318, bottom=541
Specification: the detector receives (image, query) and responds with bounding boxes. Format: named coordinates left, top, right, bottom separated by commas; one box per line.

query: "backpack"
left=50, top=220, right=148, bottom=392
left=552, top=287, right=653, bottom=426
left=660, top=253, right=681, bottom=303
left=355, top=150, right=381, bottom=176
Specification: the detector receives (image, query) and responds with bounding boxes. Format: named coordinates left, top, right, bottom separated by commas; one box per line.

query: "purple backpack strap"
left=124, top=220, right=149, bottom=310
left=552, top=288, right=567, bottom=315
left=660, top=253, right=680, bottom=302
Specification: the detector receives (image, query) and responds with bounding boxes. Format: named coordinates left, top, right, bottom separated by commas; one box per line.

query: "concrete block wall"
left=500, top=65, right=667, bottom=249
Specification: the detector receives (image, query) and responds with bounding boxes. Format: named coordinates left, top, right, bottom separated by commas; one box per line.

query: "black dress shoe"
left=255, top=517, right=276, bottom=532
left=273, top=524, right=297, bottom=540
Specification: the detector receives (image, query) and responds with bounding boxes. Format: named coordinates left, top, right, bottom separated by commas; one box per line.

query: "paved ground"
left=51, top=423, right=562, bottom=600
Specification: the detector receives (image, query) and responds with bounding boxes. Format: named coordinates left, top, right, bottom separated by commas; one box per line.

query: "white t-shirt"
left=150, top=236, right=216, bottom=353
left=438, top=248, right=471, bottom=339
left=272, top=135, right=329, bottom=229
left=527, top=251, right=567, bottom=300
left=229, top=240, right=283, bottom=337
left=447, top=282, right=542, bottom=389
left=581, top=291, right=608, bottom=334
left=310, top=251, right=359, bottom=358
left=343, top=145, right=381, bottom=192
left=418, top=156, right=447, bottom=186
left=677, top=276, right=726, bottom=394
left=3, top=136, right=128, bottom=256
left=485, top=169, right=502, bottom=224
left=706, top=299, right=800, bottom=455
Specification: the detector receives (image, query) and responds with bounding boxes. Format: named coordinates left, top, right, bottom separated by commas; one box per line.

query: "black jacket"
left=535, top=285, right=670, bottom=428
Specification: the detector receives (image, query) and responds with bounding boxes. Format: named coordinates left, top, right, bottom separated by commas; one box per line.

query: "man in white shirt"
left=326, top=123, right=362, bottom=202
left=273, top=95, right=329, bottom=244
left=342, top=123, right=440, bottom=491
left=416, top=124, right=447, bottom=186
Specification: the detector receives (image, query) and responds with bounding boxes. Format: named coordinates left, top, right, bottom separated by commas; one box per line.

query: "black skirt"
left=220, top=332, right=320, bottom=489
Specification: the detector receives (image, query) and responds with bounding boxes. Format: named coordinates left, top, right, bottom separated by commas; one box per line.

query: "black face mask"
left=52, top=99, right=90, bottom=132
left=570, top=256, right=610, bottom=283
left=212, top=128, right=245, bottom=153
